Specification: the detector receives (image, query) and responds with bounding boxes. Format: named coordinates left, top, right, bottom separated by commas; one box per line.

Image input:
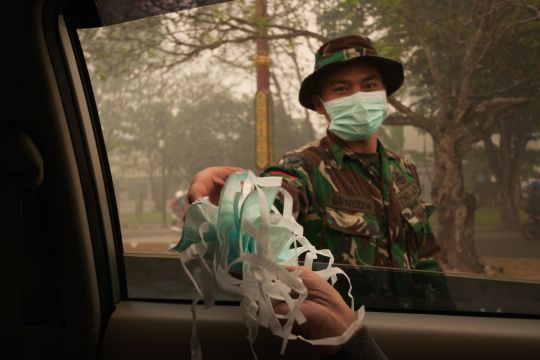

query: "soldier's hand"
left=187, top=166, right=244, bottom=206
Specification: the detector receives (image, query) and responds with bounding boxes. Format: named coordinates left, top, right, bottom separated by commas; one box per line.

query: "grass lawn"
left=120, top=211, right=167, bottom=225
left=474, top=208, right=501, bottom=227
left=431, top=207, right=526, bottom=228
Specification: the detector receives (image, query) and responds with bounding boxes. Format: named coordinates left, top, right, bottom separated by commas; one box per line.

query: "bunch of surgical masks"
left=170, top=170, right=364, bottom=359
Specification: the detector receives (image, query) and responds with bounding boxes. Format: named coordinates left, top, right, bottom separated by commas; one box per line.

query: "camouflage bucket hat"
left=299, top=35, right=404, bottom=110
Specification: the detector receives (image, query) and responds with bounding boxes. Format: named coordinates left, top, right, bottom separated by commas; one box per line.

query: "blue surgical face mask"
left=322, top=90, right=388, bottom=141
left=171, top=171, right=301, bottom=271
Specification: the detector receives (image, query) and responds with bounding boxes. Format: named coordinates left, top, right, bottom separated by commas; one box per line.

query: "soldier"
left=188, top=35, right=441, bottom=274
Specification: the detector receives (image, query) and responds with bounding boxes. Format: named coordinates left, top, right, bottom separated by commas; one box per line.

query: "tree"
left=81, top=24, right=312, bottom=222
left=80, top=0, right=332, bottom=138
left=360, top=0, right=540, bottom=272
left=482, top=107, right=540, bottom=229
left=80, top=0, right=540, bottom=272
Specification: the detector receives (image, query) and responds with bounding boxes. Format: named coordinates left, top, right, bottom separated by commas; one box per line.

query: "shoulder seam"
left=285, top=138, right=322, bottom=156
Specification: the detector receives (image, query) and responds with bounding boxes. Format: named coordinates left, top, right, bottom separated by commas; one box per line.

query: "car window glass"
left=77, top=0, right=540, bottom=315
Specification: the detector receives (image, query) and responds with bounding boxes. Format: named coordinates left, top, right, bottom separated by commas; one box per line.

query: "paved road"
left=474, top=229, right=540, bottom=258
left=121, top=227, right=540, bottom=259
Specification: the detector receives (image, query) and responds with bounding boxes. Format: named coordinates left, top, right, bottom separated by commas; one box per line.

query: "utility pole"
left=254, top=0, right=273, bottom=170
left=159, top=137, right=167, bottom=228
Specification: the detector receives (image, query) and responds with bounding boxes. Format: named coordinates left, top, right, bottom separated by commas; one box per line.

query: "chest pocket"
left=397, top=182, right=432, bottom=231
left=396, top=182, right=435, bottom=266
left=324, top=206, right=384, bottom=239
left=323, top=190, right=384, bottom=237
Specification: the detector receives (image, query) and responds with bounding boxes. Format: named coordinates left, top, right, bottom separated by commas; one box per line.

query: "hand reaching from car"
left=273, top=266, right=356, bottom=356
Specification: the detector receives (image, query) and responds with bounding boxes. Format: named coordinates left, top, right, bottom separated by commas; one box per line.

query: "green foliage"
left=473, top=208, right=528, bottom=227
left=79, top=0, right=327, bottom=204
left=120, top=211, right=163, bottom=225
left=346, top=0, right=540, bottom=125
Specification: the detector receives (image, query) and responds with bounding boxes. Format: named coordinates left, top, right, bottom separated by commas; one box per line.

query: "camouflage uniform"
left=261, top=132, right=441, bottom=272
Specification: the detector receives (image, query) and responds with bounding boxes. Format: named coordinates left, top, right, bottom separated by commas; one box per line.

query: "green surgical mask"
left=172, top=172, right=297, bottom=269
left=170, top=170, right=362, bottom=360
left=323, top=90, right=388, bottom=141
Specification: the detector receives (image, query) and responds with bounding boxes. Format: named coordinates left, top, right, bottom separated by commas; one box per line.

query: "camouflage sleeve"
left=406, top=161, right=441, bottom=272
left=259, top=153, right=313, bottom=220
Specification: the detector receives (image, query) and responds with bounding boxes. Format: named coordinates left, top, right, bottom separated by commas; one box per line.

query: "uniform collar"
left=326, top=131, right=350, bottom=166
left=326, top=130, right=397, bottom=166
